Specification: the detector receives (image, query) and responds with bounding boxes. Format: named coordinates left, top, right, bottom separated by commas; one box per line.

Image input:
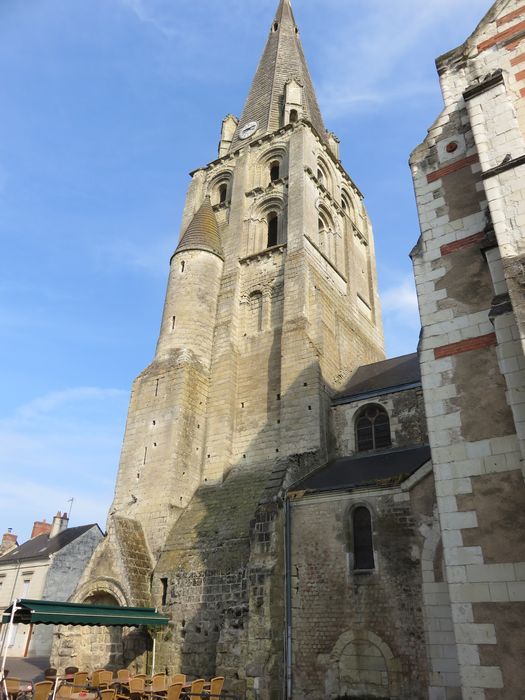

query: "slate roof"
left=174, top=197, right=223, bottom=260
left=0, top=525, right=99, bottom=564
left=289, top=445, right=431, bottom=495
left=230, top=0, right=326, bottom=151
left=334, top=353, right=421, bottom=403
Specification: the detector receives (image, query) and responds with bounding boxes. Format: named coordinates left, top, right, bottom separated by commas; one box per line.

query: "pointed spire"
left=174, top=197, right=223, bottom=260
left=230, top=0, right=326, bottom=151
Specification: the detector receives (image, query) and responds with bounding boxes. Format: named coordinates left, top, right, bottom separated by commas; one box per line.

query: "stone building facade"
left=51, top=1, right=525, bottom=699
left=0, top=514, right=102, bottom=657
left=410, top=1, right=525, bottom=698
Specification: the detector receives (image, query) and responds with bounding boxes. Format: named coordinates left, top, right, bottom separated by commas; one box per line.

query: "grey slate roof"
left=230, top=0, right=326, bottom=151
left=0, top=525, right=99, bottom=564
left=334, top=353, right=421, bottom=403
left=289, top=445, right=431, bottom=495
left=174, top=197, right=223, bottom=260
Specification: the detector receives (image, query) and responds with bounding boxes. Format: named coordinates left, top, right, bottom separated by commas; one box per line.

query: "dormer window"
left=289, top=109, right=298, bottom=124
left=219, top=183, right=227, bottom=203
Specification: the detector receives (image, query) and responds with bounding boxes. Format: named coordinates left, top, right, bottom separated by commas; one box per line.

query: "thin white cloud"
left=11, top=387, right=126, bottom=422
left=0, top=388, right=128, bottom=540
left=315, top=0, right=492, bottom=117
left=98, top=234, right=174, bottom=275
left=117, top=0, right=175, bottom=37
left=381, top=276, right=419, bottom=317
left=380, top=271, right=421, bottom=356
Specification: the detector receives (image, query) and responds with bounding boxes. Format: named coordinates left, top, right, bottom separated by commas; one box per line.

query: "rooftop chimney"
left=49, top=511, right=69, bottom=538
left=0, top=528, right=18, bottom=555
left=31, top=519, right=52, bottom=539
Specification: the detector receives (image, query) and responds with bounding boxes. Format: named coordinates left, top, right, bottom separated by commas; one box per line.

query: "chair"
left=55, top=683, right=73, bottom=700
left=5, top=677, right=20, bottom=700
left=72, top=672, right=89, bottom=690
left=100, top=690, right=116, bottom=700
left=128, top=677, right=145, bottom=694
left=98, top=672, right=114, bottom=690
left=165, top=683, right=183, bottom=700
left=188, top=680, right=204, bottom=698
left=116, top=671, right=130, bottom=685
left=207, top=678, right=224, bottom=698
left=33, top=681, right=54, bottom=700
left=149, top=675, right=167, bottom=695
left=170, top=676, right=185, bottom=687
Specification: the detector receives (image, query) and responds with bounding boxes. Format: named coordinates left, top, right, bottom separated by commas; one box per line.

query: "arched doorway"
left=51, top=590, right=152, bottom=674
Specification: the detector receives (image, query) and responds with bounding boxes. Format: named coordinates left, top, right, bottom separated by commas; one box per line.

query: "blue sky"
left=0, top=0, right=491, bottom=541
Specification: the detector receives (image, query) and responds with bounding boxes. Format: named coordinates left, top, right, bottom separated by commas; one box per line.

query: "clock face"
left=239, top=121, right=259, bottom=140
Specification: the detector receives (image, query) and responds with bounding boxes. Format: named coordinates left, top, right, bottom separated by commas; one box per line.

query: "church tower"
left=54, top=1, right=384, bottom=696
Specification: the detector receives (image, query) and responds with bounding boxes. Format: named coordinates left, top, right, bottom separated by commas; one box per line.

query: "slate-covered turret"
left=156, top=197, right=224, bottom=368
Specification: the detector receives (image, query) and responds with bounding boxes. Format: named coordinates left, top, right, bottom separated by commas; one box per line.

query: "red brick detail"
left=520, top=87, right=525, bottom=98
left=434, top=333, right=497, bottom=359
left=511, top=51, right=525, bottom=65
left=440, top=232, right=486, bottom=256
left=516, top=69, right=525, bottom=81
left=478, top=19, right=525, bottom=52
left=497, top=5, right=525, bottom=27
left=507, top=38, right=525, bottom=51
left=426, top=154, right=479, bottom=184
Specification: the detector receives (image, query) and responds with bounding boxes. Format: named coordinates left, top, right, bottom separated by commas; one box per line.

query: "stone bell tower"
left=56, top=0, right=385, bottom=696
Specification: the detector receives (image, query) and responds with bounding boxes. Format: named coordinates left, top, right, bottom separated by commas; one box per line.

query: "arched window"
left=267, top=213, right=278, bottom=248
left=353, top=507, right=374, bottom=570
left=355, top=405, right=391, bottom=452
left=289, top=109, right=298, bottom=124
left=270, top=161, right=280, bottom=182
left=219, top=183, right=227, bottom=203
left=317, top=168, right=324, bottom=185
left=318, top=217, right=326, bottom=249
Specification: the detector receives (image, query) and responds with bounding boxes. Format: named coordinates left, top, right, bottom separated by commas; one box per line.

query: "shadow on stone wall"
left=152, top=352, right=326, bottom=699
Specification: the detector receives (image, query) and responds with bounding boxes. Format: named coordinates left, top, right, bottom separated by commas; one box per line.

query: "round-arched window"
left=355, top=405, right=391, bottom=452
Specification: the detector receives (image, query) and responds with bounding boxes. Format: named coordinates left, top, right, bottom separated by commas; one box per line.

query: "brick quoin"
left=434, top=333, right=497, bottom=359
left=507, top=38, right=525, bottom=51
left=478, top=18, right=525, bottom=52
left=426, top=154, right=479, bottom=184
left=440, top=232, right=486, bottom=256
left=516, top=68, right=525, bottom=82
left=497, top=4, right=525, bottom=27
left=511, top=51, right=525, bottom=66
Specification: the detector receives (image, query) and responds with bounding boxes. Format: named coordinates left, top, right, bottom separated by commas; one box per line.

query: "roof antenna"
left=67, top=498, right=74, bottom=520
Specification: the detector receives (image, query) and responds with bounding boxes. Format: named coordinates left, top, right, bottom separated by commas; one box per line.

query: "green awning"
left=1, top=599, right=169, bottom=627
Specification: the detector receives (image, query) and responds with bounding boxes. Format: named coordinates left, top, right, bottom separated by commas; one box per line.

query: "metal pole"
left=151, top=636, right=156, bottom=676
left=1, top=599, right=19, bottom=699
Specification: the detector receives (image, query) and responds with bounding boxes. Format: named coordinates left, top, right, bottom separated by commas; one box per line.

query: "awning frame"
left=0, top=598, right=169, bottom=686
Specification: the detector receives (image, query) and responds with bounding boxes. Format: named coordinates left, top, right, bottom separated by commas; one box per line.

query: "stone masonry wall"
left=289, top=482, right=433, bottom=700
